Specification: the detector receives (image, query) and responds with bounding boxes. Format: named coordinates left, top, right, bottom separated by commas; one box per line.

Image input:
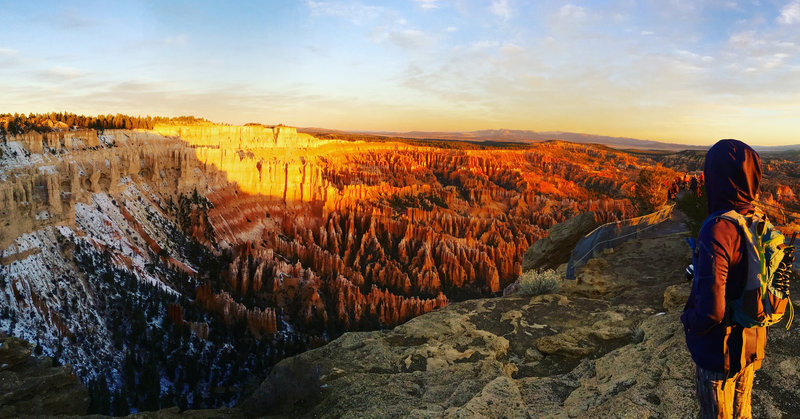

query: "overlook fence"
left=566, top=205, right=675, bottom=279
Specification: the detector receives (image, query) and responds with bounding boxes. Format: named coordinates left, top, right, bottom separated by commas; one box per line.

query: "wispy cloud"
left=548, top=3, right=593, bottom=35
left=778, top=0, right=800, bottom=24
left=126, top=33, right=190, bottom=52
left=306, top=1, right=384, bottom=24
left=0, top=47, right=18, bottom=57
left=471, top=40, right=499, bottom=50
left=38, top=66, right=86, bottom=81
left=489, top=0, right=511, bottom=20
left=56, top=8, right=98, bottom=29
left=556, top=4, right=587, bottom=20
left=500, top=43, right=524, bottom=54
left=414, top=0, right=439, bottom=10
left=729, top=30, right=763, bottom=49
left=163, top=34, right=188, bottom=46
left=388, top=29, right=431, bottom=49
left=723, top=1, right=742, bottom=11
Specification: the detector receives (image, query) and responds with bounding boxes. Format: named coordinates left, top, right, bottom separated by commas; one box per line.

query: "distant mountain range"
left=301, top=127, right=800, bottom=152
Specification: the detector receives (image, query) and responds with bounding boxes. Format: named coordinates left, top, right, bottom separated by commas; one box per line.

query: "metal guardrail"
left=566, top=205, right=675, bottom=279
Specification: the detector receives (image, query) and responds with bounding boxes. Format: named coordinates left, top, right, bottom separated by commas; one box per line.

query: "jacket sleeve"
left=684, top=218, right=739, bottom=335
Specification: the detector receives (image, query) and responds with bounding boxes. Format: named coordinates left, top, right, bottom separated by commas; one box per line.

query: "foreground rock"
left=0, top=335, right=89, bottom=416
left=237, top=233, right=695, bottom=417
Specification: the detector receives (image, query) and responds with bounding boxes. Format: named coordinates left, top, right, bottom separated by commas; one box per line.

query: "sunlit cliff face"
left=154, top=124, right=339, bottom=203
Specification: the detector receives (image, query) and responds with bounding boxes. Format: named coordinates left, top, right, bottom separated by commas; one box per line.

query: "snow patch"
left=38, top=165, right=57, bottom=175
left=0, top=141, right=46, bottom=170
left=1, top=230, right=44, bottom=256
left=56, top=225, right=74, bottom=237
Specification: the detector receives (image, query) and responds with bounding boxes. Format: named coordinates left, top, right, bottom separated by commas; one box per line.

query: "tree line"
left=0, top=112, right=209, bottom=136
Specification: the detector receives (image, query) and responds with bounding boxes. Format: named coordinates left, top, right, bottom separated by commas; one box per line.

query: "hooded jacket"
left=681, top=139, right=765, bottom=373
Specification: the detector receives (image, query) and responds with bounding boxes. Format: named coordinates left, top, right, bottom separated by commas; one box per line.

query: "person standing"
left=681, top=139, right=793, bottom=418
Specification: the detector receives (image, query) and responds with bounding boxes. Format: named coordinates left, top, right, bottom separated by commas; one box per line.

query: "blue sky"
left=1, top=0, right=799, bottom=145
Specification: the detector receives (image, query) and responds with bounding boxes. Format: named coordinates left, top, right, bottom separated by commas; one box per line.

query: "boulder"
left=0, top=336, right=32, bottom=369
left=0, top=336, right=89, bottom=417
left=663, top=283, right=691, bottom=311
left=522, top=212, right=598, bottom=272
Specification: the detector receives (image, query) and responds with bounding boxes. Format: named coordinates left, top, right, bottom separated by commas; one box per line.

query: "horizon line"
left=3, top=110, right=798, bottom=149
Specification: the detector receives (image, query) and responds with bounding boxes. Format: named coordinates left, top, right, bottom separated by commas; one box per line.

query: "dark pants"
left=695, top=363, right=754, bottom=419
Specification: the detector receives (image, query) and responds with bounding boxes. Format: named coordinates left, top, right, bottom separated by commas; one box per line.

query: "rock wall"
left=0, top=130, right=212, bottom=249
left=13, top=129, right=99, bottom=154
left=153, top=124, right=320, bottom=149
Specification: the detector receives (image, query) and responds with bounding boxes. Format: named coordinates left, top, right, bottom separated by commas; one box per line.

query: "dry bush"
left=635, top=166, right=676, bottom=212
left=517, top=269, right=562, bottom=296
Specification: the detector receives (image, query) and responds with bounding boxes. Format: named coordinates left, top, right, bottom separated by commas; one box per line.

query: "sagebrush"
left=517, top=270, right=562, bottom=296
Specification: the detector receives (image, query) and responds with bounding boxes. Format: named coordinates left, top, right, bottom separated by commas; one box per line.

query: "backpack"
left=688, top=209, right=793, bottom=329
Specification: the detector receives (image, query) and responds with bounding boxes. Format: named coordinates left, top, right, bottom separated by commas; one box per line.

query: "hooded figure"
left=680, top=139, right=782, bottom=418
left=704, top=139, right=761, bottom=215
left=682, top=139, right=761, bottom=371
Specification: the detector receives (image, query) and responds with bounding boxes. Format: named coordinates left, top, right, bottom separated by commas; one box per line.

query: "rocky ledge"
left=232, top=232, right=680, bottom=417
left=0, top=335, right=89, bottom=416
left=234, top=230, right=800, bottom=418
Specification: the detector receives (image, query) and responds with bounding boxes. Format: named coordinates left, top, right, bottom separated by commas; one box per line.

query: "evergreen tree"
left=112, top=388, right=130, bottom=417
left=87, top=376, right=111, bottom=414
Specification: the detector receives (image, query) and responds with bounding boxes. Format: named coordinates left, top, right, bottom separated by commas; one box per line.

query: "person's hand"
left=773, top=246, right=795, bottom=296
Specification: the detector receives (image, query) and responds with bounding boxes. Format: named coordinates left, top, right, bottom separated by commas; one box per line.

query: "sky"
left=1, top=0, right=799, bottom=145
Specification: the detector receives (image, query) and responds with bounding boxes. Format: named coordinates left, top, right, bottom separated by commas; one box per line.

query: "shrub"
left=517, top=270, right=562, bottom=296
left=676, top=185, right=708, bottom=238
left=635, top=166, right=676, bottom=212
left=630, top=320, right=645, bottom=344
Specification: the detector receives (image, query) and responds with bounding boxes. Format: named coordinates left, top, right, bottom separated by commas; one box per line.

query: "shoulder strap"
left=697, top=210, right=735, bottom=237
left=715, top=210, right=749, bottom=228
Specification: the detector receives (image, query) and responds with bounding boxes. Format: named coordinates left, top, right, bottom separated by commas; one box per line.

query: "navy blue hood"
left=704, top=139, right=761, bottom=213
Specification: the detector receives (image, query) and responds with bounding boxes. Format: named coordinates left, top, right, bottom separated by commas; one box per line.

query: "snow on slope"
left=0, top=140, right=46, bottom=171
left=0, top=225, right=118, bottom=383
left=0, top=133, right=207, bottom=390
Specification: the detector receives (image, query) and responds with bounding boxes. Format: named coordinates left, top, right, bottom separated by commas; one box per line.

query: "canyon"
left=2, top=118, right=799, bottom=414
